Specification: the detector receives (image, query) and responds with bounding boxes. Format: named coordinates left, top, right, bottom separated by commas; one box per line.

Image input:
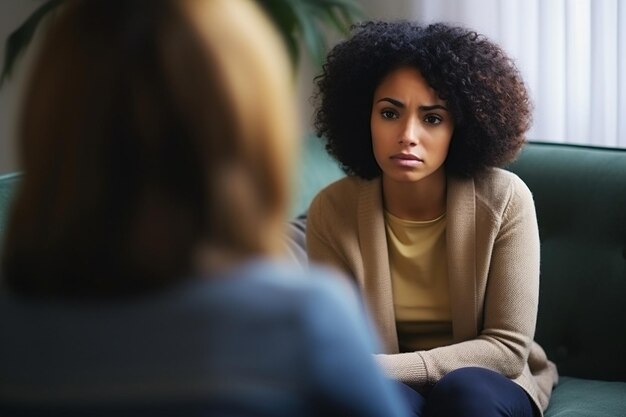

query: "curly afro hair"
left=313, top=21, right=532, bottom=179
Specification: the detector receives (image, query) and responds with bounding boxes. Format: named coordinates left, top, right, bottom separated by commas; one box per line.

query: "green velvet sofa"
left=1, top=140, right=625, bottom=415
left=505, top=142, right=626, bottom=416
left=284, top=139, right=626, bottom=416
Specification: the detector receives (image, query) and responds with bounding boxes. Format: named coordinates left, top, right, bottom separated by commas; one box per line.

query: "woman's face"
left=371, top=66, right=454, bottom=185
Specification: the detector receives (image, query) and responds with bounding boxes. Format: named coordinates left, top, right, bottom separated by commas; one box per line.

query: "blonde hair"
left=2, top=0, right=297, bottom=297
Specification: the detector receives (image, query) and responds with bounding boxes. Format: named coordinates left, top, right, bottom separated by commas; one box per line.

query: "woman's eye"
left=424, top=114, right=442, bottom=125
left=381, top=110, right=398, bottom=119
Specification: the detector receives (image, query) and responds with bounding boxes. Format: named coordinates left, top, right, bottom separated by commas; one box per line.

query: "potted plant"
left=1, top=0, right=364, bottom=87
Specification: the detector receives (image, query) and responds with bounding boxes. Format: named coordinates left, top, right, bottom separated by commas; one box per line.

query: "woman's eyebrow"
left=419, top=104, right=448, bottom=112
left=376, top=98, right=448, bottom=112
left=376, top=97, right=404, bottom=107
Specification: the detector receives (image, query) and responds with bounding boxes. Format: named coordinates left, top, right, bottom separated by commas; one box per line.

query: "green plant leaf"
left=258, top=0, right=363, bottom=68
left=0, top=0, right=64, bottom=88
left=257, top=0, right=301, bottom=67
left=0, top=0, right=364, bottom=89
left=291, top=2, right=326, bottom=66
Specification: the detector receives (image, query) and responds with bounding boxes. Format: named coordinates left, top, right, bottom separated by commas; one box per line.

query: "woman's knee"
left=429, top=367, right=501, bottom=403
left=425, top=367, right=533, bottom=417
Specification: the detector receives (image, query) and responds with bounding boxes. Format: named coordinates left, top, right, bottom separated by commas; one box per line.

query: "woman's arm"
left=306, top=191, right=354, bottom=278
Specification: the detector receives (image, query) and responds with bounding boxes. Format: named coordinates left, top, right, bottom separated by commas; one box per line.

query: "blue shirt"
left=0, top=259, right=409, bottom=417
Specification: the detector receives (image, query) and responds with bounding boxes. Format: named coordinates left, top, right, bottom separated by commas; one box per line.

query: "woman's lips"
left=390, top=153, right=423, bottom=167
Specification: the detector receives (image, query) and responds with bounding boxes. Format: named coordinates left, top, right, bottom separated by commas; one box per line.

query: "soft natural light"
left=408, top=0, right=626, bottom=148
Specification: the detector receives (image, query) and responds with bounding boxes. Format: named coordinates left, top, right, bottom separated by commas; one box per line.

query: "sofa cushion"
left=506, top=143, right=626, bottom=381
left=544, top=376, right=626, bottom=417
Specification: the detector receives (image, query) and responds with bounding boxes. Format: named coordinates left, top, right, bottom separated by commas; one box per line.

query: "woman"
left=0, top=1, right=410, bottom=416
left=307, top=21, right=559, bottom=417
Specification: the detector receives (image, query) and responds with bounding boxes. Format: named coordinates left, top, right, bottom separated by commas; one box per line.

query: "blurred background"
left=1, top=0, right=625, bottom=175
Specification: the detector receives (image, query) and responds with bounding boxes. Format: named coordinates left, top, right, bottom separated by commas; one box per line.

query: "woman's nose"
left=398, top=118, right=420, bottom=146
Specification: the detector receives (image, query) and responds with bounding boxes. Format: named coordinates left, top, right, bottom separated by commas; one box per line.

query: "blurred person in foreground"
left=0, top=1, right=410, bottom=416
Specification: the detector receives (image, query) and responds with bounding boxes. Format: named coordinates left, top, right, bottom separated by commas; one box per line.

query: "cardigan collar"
left=446, top=175, right=478, bottom=342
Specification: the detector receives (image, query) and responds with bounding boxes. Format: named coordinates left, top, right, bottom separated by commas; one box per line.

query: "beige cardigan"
left=306, top=168, right=558, bottom=414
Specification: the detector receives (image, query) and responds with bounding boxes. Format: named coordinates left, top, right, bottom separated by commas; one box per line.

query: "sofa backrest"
left=0, top=173, right=20, bottom=250
left=291, top=135, right=345, bottom=216
left=507, top=142, right=626, bottom=381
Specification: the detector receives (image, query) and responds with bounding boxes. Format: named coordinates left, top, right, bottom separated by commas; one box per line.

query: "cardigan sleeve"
left=306, top=189, right=354, bottom=279
left=375, top=176, right=540, bottom=386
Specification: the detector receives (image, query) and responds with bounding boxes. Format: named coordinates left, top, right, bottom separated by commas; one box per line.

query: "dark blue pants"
left=395, top=367, right=538, bottom=417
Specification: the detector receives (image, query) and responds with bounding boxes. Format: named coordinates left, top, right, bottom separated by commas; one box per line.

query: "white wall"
left=358, top=0, right=415, bottom=20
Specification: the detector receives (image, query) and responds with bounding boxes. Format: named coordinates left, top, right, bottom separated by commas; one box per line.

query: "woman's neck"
left=382, top=169, right=447, bottom=221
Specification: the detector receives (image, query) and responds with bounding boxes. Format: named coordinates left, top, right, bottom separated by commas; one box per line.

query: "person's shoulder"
left=229, top=258, right=356, bottom=302
left=285, top=260, right=358, bottom=305
left=474, top=167, right=534, bottom=212
left=238, top=260, right=367, bottom=333
left=475, top=166, right=526, bottom=189
left=312, top=175, right=361, bottom=202
left=309, top=175, right=374, bottom=217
